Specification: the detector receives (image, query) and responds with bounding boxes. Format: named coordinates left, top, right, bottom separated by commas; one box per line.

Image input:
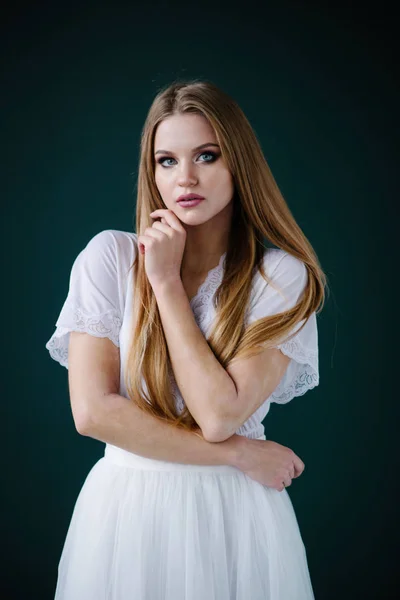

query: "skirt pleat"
left=54, top=444, right=315, bottom=599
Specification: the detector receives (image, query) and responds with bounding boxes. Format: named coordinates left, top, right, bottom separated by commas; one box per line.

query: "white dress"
left=45, top=229, right=319, bottom=600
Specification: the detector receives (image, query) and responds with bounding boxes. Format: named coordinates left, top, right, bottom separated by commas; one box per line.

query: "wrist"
left=151, top=276, right=182, bottom=296
left=187, top=427, right=244, bottom=468
left=219, top=433, right=248, bottom=469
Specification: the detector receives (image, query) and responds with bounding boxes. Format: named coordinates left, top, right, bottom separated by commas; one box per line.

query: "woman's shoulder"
left=260, top=247, right=306, bottom=278
left=262, top=246, right=303, bottom=265
left=262, top=246, right=286, bottom=265
left=249, top=247, right=306, bottom=302
left=85, top=229, right=138, bottom=267
left=88, top=228, right=137, bottom=249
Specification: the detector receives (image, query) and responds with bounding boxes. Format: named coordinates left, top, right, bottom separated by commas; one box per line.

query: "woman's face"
left=153, top=113, right=235, bottom=227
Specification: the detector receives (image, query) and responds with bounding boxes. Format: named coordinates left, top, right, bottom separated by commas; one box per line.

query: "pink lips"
left=177, top=194, right=205, bottom=202
left=177, top=198, right=204, bottom=208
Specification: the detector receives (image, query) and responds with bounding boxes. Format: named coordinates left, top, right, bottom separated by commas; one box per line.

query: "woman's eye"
left=157, top=151, right=217, bottom=168
left=158, top=157, right=176, bottom=167
left=199, top=152, right=216, bottom=162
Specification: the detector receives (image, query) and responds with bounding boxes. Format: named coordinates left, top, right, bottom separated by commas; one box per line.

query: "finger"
left=277, top=477, right=291, bottom=493
left=292, top=455, right=305, bottom=478
left=283, top=473, right=292, bottom=488
left=150, top=209, right=185, bottom=233
left=137, top=234, right=157, bottom=250
left=144, top=227, right=165, bottom=241
left=151, top=221, right=173, bottom=236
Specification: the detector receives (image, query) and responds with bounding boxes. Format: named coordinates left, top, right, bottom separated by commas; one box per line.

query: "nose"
left=176, top=161, right=198, bottom=187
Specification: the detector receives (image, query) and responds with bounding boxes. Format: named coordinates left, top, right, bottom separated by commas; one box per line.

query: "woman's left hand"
left=138, top=209, right=187, bottom=288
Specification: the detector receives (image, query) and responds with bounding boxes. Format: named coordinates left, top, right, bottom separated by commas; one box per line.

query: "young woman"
left=46, top=79, right=327, bottom=599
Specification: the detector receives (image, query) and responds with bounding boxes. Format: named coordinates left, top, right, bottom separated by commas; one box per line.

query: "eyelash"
left=156, top=151, right=219, bottom=168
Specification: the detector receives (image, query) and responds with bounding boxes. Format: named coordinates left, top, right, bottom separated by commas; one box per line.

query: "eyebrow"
left=154, top=143, right=220, bottom=156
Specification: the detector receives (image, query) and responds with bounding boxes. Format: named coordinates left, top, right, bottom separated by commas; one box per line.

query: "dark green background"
left=2, top=2, right=397, bottom=598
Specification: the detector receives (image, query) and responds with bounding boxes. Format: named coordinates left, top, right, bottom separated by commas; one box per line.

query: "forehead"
left=154, top=113, right=217, bottom=149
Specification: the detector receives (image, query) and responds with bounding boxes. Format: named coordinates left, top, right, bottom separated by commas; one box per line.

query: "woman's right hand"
left=227, top=436, right=305, bottom=492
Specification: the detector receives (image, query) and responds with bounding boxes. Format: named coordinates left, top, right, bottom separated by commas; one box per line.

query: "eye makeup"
left=156, top=150, right=220, bottom=167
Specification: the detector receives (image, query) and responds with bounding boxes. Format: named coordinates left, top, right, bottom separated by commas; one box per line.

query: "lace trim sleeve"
left=267, top=309, right=319, bottom=404
left=271, top=333, right=319, bottom=404
left=45, top=300, right=122, bottom=369
left=45, top=230, right=126, bottom=369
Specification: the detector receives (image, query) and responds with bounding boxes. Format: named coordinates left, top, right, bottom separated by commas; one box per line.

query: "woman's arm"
left=68, top=331, right=244, bottom=467
left=83, top=392, right=305, bottom=492
left=152, top=278, right=237, bottom=440
left=82, top=391, right=245, bottom=467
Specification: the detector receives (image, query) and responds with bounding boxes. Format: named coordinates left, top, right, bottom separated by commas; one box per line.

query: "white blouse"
left=45, top=229, right=319, bottom=441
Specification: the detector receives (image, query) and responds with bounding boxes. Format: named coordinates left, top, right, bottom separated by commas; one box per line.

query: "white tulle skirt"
left=54, top=442, right=315, bottom=599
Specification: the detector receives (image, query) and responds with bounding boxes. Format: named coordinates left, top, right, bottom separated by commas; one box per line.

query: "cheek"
left=211, top=169, right=234, bottom=194
left=154, top=169, right=170, bottom=193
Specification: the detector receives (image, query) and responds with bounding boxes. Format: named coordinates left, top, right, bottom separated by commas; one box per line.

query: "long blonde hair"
left=124, top=79, right=328, bottom=436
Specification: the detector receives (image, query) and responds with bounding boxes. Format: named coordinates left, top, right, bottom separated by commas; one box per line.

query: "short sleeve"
left=247, top=250, right=319, bottom=404
left=45, top=230, right=124, bottom=369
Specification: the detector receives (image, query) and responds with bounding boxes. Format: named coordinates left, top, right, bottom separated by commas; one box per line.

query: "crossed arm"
left=152, top=278, right=291, bottom=443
